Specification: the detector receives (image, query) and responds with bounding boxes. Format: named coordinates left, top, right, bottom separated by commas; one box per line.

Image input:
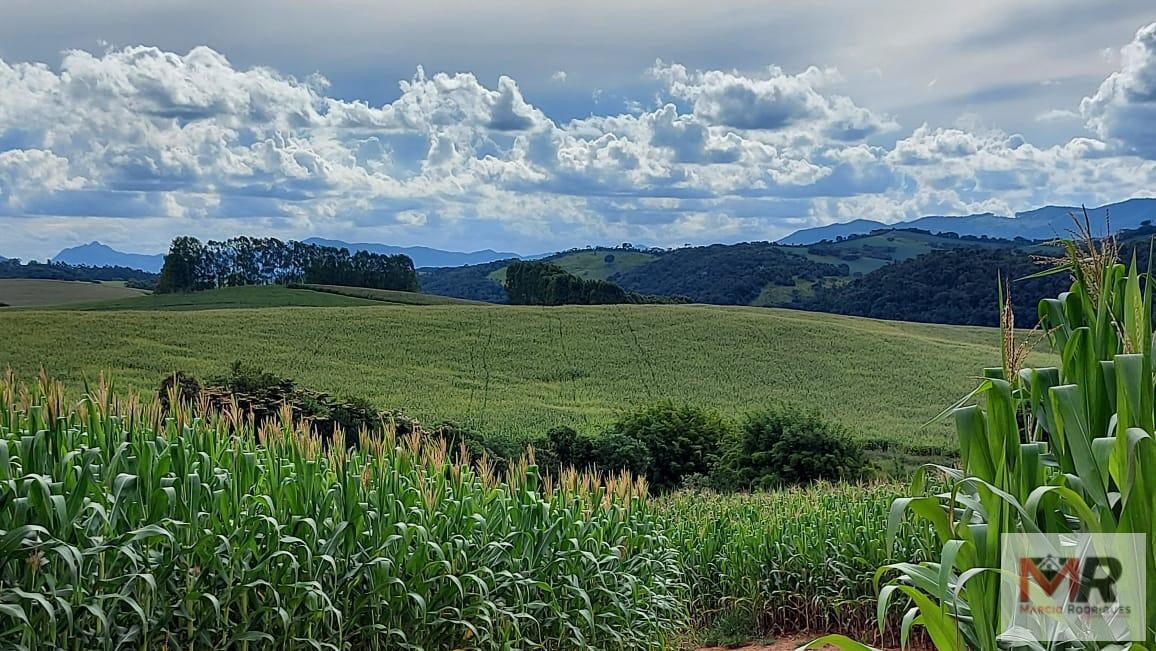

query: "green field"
left=0, top=298, right=1053, bottom=453
left=0, top=278, right=149, bottom=306
left=54, top=284, right=381, bottom=310
left=300, top=283, right=492, bottom=305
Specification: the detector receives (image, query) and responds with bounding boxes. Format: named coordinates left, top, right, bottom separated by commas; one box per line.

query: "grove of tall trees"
left=155, top=236, right=419, bottom=294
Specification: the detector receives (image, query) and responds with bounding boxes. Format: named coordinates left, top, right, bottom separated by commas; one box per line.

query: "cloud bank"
left=2, top=24, right=1156, bottom=258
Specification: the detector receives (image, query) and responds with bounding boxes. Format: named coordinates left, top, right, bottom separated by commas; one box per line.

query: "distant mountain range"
left=778, top=198, right=1156, bottom=245
left=301, top=238, right=521, bottom=268
left=48, top=239, right=524, bottom=272
left=52, top=242, right=166, bottom=273
left=40, top=197, right=1156, bottom=272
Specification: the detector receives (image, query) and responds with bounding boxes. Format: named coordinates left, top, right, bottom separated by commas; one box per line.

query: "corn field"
left=0, top=373, right=684, bottom=650
left=656, top=484, right=936, bottom=644
left=808, top=231, right=1156, bottom=651
left=0, top=303, right=1020, bottom=455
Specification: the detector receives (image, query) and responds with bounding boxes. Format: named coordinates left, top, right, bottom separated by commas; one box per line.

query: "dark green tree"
left=155, top=236, right=207, bottom=293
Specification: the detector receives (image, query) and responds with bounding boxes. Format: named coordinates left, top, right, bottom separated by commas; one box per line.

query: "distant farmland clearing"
left=0, top=278, right=149, bottom=307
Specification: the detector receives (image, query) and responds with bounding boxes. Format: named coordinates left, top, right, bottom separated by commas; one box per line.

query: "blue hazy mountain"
left=302, top=238, right=522, bottom=268
left=49, top=239, right=523, bottom=272
left=52, top=242, right=166, bottom=272
left=779, top=198, right=1156, bottom=245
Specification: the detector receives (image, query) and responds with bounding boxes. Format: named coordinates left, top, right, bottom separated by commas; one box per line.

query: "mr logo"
left=1019, top=553, right=1123, bottom=603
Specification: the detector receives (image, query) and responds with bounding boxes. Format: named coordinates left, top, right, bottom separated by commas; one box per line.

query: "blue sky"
left=1, top=0, right=1155, bottom=259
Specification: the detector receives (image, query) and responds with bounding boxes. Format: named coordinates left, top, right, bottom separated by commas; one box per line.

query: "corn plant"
left=0, top=373, right=685, bottom=650
left=655, top=482, right=936, bottom=645
left=809, top=232, right=1156, bottom=651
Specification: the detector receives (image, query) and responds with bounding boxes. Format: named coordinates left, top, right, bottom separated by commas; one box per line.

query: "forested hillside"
left=796, top=247, right=1069, bottom=325
left=610, top=242, right=846, bottom=305
left=419, top=259, right=514, bottom=302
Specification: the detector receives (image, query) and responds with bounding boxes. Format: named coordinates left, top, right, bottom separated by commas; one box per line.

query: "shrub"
left=590, top=428, right=652, bottom=477
left=607, top=403, right=728, bottom=493
left=543, top=425, right=595, bottom=468
left=158, top=363, right=399, bottom=446
left=719, top=408, right=867, bottom=489
left=157, top=370, right=201, bottom=410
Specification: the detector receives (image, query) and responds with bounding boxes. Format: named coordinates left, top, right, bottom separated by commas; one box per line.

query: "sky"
left=2, top=1, right=1156, bottom=259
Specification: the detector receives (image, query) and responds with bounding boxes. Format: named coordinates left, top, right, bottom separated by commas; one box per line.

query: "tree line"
left=156, top=236, right=420, bottom=294
left=0, top=258, right=156, bottom=285
left=504, top=260, right=681, bottom=305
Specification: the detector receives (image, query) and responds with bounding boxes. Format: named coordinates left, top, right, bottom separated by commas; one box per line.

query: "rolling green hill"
left=487, top=249, right=659, bottom=284
left=0, top=302, right=1053, bottom=454
left=796, top=247, right=1071, bottom=325
left=790, top=229, right=1027, bottom=276
left=421, top=230, right=1031, bottom=307
left=0, top=279, right=150, bottom=307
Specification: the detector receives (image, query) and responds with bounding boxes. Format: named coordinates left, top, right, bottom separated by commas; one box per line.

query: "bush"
left=157, top=370, right=201, bottom=411
left=543, top=425, right=594, bottom=469
left=718, top=408, right=868, bottom=489
left=590, top=429, right=652, bottom=477
left=158, top=363, right=399, bottom=446
left=607, top=403, right=728, bottom=493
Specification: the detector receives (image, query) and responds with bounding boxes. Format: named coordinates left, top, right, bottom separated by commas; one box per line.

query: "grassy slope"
left=0, top=303, right=1052, bottom=453
left=788, top=231, right=1021, bottom=276
left=301, top=284, right=491, bottom=305
left=0, top=279, right=149, bottom=307
left=54, top=285, right=381, bottom=311
left=486, top=249, right=658, bottom=284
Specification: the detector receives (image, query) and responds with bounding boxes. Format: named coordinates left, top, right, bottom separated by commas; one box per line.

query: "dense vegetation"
left=160, top=362, right=395, bottom=442
left=715, top=408, right=868, bottom=489
left=505, top=260, right=667, bottom=305
left=419, top=259, right=513, bottom=302
left=156, top=235, right=419, bottom=294
left=610, top=242, right=846, bottom=305
left=659, top=483, right=934, bottom=645
left=545, top=403, right=868, bottom=493
left=0, top=376, right=683, bottom=649
left=810, top=234, right=1156, bottom=651
left=798, top=247, right=1069, bottom=325
left=416, top=234, right=1036, bottom=313
left=0, top=302, right=1040, bottom=455
left=0, top=257, right=157, bottom=284
left=0, top=372, right=944, bottom=649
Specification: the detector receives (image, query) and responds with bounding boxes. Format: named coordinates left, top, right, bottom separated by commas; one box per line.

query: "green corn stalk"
left=807, top=236, right=1156, bottom=651
left=655, top=482, right=936, bottom=645
left=0, top=378, right=686, bottom=650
